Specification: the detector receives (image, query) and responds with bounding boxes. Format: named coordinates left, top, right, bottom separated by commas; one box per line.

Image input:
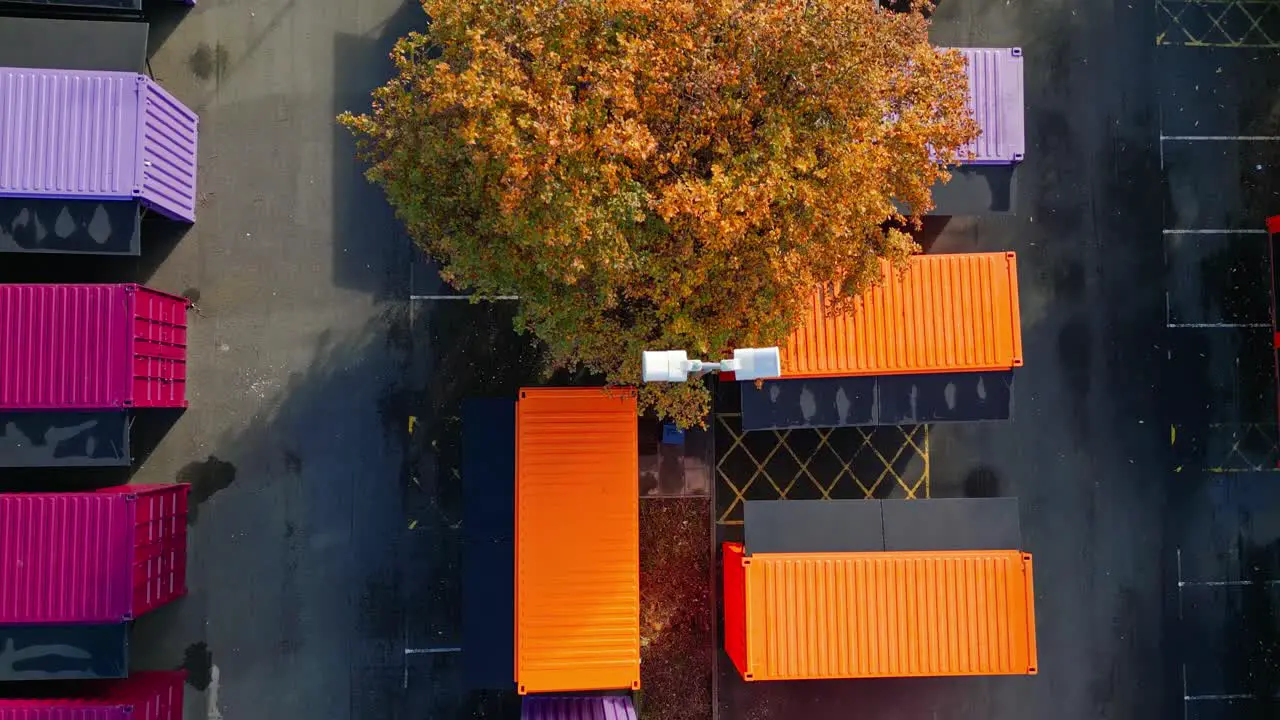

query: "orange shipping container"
left=780, top=252, right=1023, bottom=378
left=515, top=388, right=640, bottom=695
left=722, top=543, right=1038, bottom=681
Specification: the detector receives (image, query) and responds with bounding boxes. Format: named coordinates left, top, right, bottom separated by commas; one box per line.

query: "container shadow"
left=330, top=1, right=425, bottom=299
left=0, top=217, right=191, bottom=286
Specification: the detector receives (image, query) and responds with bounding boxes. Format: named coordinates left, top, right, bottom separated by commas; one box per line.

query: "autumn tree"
left=341, top=0, right=978, bottom=427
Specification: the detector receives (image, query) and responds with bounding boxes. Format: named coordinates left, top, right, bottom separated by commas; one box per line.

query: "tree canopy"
left=341, top=0, right=978, bottom=426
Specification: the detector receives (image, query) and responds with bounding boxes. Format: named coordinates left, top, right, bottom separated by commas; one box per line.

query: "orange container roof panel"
left=741, top=549, right=1037, bottom=681
left=515, top=388, right=641, bottom=695
left=780, top=253, right=1024, bottom=378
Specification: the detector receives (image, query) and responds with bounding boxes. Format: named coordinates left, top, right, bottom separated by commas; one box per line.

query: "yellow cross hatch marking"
left=714, top=414, right=930, bottom=525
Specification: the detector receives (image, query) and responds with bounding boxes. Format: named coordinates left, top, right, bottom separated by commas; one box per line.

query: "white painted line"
left=1163, top=229, right=1267, bottom=235
left=1178, top=579, right=1280, bottom=587
left=1167, top=322, right=1271, bottom=328
left=404, top=647, right=462, bottom=655
left=1162, top=135, right=1280, bottom=142
left=1181, top=664, right=1188, bottom=720
left=1177, top=548, right=1184, bottom=622
left=1186, top=692, right=1280, bottom=701
left=409, top=294, right=519, bottom=301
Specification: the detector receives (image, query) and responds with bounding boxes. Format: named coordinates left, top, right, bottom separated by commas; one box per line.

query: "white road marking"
left=1162, top=135, right=1280, bottom=142
left=404, top=647, right=462, bottom=654
left=1163, top=229, right=1267, bottom=235
left=408, top=294, right=519, bottom=301
left=1178, top=579, right=1280, bottom=587
left=1163, top=293, right=1271, bottom=329
left=1167, top=322, right=1271, bottom=328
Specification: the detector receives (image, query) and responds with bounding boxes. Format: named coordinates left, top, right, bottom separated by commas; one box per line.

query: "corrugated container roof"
left=780, top=253, right=1023, bottom=378
left=726, top=545, right=1038, bottom=681
left=0, top=283, right=190, bottom=411
left=0, top=486, right=188, bottom=624
left=521, top=696, right=638, bottom=720
left=948, top=48, right=1025, bottom=165
left=516, top=388, right=640, bottom=695
left=0, top=493, right=133, bottom=624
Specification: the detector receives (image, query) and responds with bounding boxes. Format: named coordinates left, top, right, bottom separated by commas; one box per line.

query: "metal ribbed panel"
left=110, top=484, right=190, bottom=617
left=128, top=286, right=190, bottom=408
left=516, top=388, right=640, bottom=695
left=740, top=549, right=1037, bottom=680
left=0, top=68, right=139, bottom=198
left=949, top=48, right=1025, bottom=164
left=0, top=493, right=133, bottom=624
left=780, top=253, right=1023, bottom=378
left=0, top=284, right=132, bottom=410
left=137, top=77, right=198, bottom=223
left=0, top=708, right=129, bottom=720
left=0, top=671, right=185, bottom=720
left=521, top=696, right=638, bottom=720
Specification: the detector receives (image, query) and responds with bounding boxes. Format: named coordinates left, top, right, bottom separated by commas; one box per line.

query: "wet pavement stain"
left=283, top=449, right=303, bottom=475
left=178, top=455, right=237, bottom=524
left=180, top=642, right=213, bottom=691
left=188, top=43, right=230, bottom=83
left=963, top=465, right=1003, bottom=498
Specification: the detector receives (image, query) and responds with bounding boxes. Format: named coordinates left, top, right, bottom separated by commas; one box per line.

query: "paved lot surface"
left=3, top=0, right=1275, bottom=718
left=59, top=1, right=428, bottom=718
left=713, top=1, right=1280, bottom=719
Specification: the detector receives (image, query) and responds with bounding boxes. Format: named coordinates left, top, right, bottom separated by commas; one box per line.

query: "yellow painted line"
left=408, top=415, right=417, bottom=435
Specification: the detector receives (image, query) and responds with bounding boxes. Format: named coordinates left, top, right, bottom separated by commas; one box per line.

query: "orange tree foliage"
left=340, top=0, right=978, bottom=427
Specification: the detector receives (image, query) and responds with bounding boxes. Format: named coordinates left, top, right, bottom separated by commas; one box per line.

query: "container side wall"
left=0, top=67, right=139, bottom=200
left=0, top=493, right=134, bottom=624
left=127, top=286, right=190, bottom=408
left=0, top=671, right=185, bottom=720
left=105, top=671, right=187, bottom=720
left=0, top=284, right=134, bottom=410
left=780, top=253, right=1023, bottom=378
left=136, top=77, right=198, bottom=222
left=520, top=696, right=638, bottom=720
left=515, top=387, right=640, bottom=694
left=743, top=549, right=1038, bottom=680
left=722, top=542, right=749, bottom=679
left=949, top=48, right=1026, bottom=164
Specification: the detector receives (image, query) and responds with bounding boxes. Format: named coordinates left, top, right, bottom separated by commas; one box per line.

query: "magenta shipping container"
left=0, top=284, right=190, bottom=411
left=0, top=66, right=199, bottom=222
left=0, top=671, right=185, bottom=720
left=0, top=485, right=189, bottom=625
left=946, top=47, right=1025, bottom=165
left=521, top=697, right=638, bottom=720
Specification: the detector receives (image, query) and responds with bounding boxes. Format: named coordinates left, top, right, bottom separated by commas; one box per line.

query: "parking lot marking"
left=1179, top=578, right=1280, bottom=587
left=409, top=294, right=520, bottom=301
left=1162, top=135, right=1280, bottom=141
left=1163, top=229, right=1268, bottom=235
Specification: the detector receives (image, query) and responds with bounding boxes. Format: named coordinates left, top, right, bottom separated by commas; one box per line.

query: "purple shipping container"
left=0, top=485, right=190, bottom=625
left=521, top=697, right=637, bottom=720
left=0, top=284, right=190, bottom=411
left=947, top=47, right=1025, bottom=165
left=0, top=67, right=199, bottom=222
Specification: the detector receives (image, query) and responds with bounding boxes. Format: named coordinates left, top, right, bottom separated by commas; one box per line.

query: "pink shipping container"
left=0, top=284, right=190, bottom=411
left=0, top=485, right=189, bottom=624
left=0, top=671, right=185, bottom=720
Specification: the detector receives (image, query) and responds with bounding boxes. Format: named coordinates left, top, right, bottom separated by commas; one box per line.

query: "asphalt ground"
left=2, top=0, right=1278, bottom=718
left=713, top=0, right=1280, bottom=719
